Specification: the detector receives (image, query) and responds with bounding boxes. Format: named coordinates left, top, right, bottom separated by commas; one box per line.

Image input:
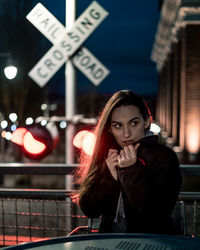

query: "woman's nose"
left=123, top=126, right=131, bottom=138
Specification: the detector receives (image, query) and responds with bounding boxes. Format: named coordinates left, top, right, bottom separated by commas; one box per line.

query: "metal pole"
left=65, top=0, right=76, bottom=187
left=65, top=0, right=76, bottom=234
left=0, top=112, right=5, bottom=162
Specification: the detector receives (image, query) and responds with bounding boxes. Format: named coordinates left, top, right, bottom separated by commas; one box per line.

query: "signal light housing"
left=11, top=123, right=59, bottom=160
left=22, top=123, right=53, bottom=160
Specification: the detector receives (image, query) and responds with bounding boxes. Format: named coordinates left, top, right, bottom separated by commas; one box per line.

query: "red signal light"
left=23, top=132, right=46, bottom=155
left=73, top=130, right=96, bottom=156
left=73, top=130, right=89, bottom=149
left=11, top=123, right=59, bottom=160
left=22, top=123, right=54, bottom=160
left=11, top=127, right=28, bottom=146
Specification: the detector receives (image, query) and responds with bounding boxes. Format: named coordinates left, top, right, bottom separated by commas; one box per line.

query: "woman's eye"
left=130, top=121, right=138, bottom=126
left=113, top=123, right=121, bottom=128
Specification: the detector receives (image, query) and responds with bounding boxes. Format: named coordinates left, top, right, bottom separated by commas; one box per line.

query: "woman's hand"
left=118, top=143, right=140, bottom=168
left=106, top=149, right=119, bottom=180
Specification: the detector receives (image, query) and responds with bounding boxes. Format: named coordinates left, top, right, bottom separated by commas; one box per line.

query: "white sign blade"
left=62, top=1, right=109, bottom=56
left=26, top=3, right=65, bottom=45
left=27, top=1, right=110, bottom=87
left=73, top=47, right=110, bottom=86
left=26, top=1, right=108, bottom=55
left=28, top=44, right=68, bottom=87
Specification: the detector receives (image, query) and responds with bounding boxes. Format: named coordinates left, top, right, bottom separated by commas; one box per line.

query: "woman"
left=76, top=90, right=182, bottom=234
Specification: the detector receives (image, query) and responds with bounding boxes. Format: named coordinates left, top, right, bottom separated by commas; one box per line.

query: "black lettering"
left=93, top=68, right=104, bottom=79
left=80, top=17, right=93, bottom=30
left=68, top=32, right=80, bottom=42
left=89, top=8, right=101, bottom=19
left=61, top=41, right=72, bottom=52
left=76, top=26, right=85, bottom=35
left=80, top=56, right=90, bottom=66
left=31, top=9, right=43, bottom=19
left=40, top=18, right=50, bottom=28
left=87, top=63, right=96, bottom=73
left=37, top=67, right=48, bottom=78
left=53, top=50, right=64, bottom=60
left=51, top=27, right=60, bottom=39
left=44, top=59, right=56, bottom=70
left=74, top=49, right=83, bottom=60
left=47, top=23, right=55, bottom=32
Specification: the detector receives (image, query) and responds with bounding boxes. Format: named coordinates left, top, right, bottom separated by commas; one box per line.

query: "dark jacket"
left=79, top=135, right=182, bottom=234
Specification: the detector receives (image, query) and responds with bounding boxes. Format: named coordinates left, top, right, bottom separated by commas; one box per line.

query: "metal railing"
left=0, top=189, right=88, bottom=246
left=0, top=164, right=199, bottom=246
left=0, top=163, right=80, bottom=246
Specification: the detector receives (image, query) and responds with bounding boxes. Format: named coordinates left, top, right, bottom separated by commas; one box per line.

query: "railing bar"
left=0, top=212, right=86, bottom=218
left=179, top=192, right=200, bottom=200
left=2, top=190, right=200, bottom=200
left=0, top=225, right=69, bottom=231
left=15, top=199, right=18, bottom=244
left=182, top=201, right=187, bottom=235
left=193, top=200, right=197, bottom=236
left=0, top=164, right=78, bottom=175
left=42, top=200, right=45, bottom=238
left=56, top=200, right=59, bottom=237
left=1, top=199, right=5, bottom=246
left=29, top=199, right=32, bottom=243
left=0, top=164, right=199, bottom=175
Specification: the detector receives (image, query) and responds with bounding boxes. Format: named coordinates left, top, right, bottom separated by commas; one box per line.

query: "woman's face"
left=110, top=105, right=150, bottom=148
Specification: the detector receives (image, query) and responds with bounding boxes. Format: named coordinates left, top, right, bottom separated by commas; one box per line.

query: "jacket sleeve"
left=117, top=159, right=149, bottom=214
left=143, top=147, right=182, bottom=216
left=117, top=146, right=182, bottom=217
left=79, top=167, right=120, bottom=218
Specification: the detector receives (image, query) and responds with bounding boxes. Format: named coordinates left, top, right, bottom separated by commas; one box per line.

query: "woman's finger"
left=128, top=145, right=136, bottom=156
left=124, top=146, right=131, bottom=157
left=118, top=153, right=125, bottom=162
left=120, top=150, right=126, bottom=158
left=108, top=149, right=118, bottom=157
left=134, top=143, right=140, bottom=151
left=109, top=152, right=118, bottom=160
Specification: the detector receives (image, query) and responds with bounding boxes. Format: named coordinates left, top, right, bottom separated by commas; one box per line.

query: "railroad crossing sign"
left=26, top=1, right=110, bottom=87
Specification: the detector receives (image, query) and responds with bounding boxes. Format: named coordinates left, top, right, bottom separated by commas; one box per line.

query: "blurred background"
left=0, top=0, right=161, bottom=164
left=0, top=0, right=200, bottom=172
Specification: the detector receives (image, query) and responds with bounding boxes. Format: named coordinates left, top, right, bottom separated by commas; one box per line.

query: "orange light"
left=1, top=131, right=6, bottom=138
left=23, top=132, right=46, bottom=155
left=11, top=127, right=28, bottom=145
left=186, top=120, right=200, bottom=154
left=73, top=130, right=96, bottom=156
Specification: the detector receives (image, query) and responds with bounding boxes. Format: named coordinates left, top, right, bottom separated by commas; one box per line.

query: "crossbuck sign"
left=26, top=1, right=110, bottom=87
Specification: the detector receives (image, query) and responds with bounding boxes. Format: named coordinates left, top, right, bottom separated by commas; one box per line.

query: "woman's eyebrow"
left=130, top=117, right=140, bottom=121
left=111, top=120, right=121, bottom=124
left=111, top=117, right=140, bottom=123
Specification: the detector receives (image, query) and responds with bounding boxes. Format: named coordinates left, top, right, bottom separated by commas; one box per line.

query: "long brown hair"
left=75, top=90, right=151, bottom=197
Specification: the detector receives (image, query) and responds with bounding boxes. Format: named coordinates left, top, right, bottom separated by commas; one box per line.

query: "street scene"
left=0, top=0, right=200, bottom=249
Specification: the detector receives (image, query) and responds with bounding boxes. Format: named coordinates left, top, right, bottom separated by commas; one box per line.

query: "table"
left=3, top=233, right=200, bottom=250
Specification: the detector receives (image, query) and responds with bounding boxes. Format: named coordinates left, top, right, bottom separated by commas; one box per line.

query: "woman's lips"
left=123, top=140, right=134, bottom=146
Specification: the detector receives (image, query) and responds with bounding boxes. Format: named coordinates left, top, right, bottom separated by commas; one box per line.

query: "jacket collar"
left=134, top=134, right=158, bottom=146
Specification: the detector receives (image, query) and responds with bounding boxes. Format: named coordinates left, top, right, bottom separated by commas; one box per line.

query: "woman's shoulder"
left=139, top=135, right=179, bottom=163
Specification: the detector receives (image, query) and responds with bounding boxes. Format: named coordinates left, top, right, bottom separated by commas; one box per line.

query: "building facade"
left=152, top=0, right=200, bottom=163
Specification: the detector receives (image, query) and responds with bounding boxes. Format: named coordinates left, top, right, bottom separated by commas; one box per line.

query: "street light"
left=0, top=52, right=18, bottom=80
left=4, top=65, right=17, bottom=80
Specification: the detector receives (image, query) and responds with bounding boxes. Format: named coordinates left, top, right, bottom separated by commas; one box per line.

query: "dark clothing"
left=79, top=135, right=182, bottom=234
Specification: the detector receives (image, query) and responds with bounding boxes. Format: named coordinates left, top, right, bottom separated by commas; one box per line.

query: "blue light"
left=11, top=124, right=17, bottom=131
